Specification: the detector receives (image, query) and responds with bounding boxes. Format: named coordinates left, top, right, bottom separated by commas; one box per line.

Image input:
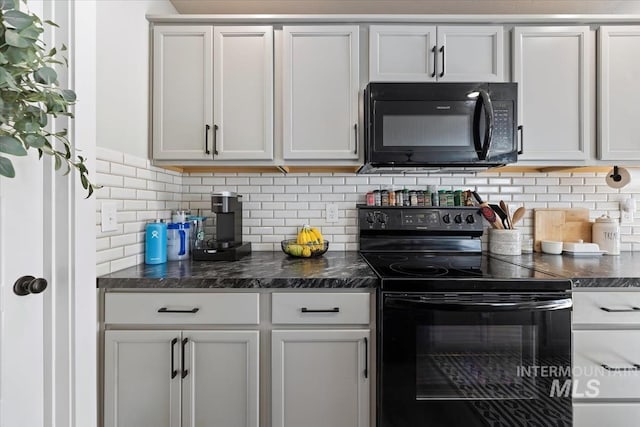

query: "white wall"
left=96, top=0, right=176, bottom=158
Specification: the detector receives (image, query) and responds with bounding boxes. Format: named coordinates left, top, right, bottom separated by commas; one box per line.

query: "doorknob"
left=13, top=275, right=48, bottom=296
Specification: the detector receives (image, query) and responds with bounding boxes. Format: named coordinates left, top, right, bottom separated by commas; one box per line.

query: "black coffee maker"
left=191, top=191, right=251, bottom=261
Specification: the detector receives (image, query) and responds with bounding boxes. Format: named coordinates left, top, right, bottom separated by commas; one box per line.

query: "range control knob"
left=378, top=213, right=388, bottom=224
left=466, top=214, right=476, bottom=224
left=454, top=214, right=463, bottom=224
left=366, top=212, right=375, bottom=224
left=442, top=214, right=451, bottom=224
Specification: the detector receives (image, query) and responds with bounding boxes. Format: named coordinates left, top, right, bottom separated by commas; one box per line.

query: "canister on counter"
left=446, top=191, right=455, bottom=207
left=424, top=191, right=432, bottom=206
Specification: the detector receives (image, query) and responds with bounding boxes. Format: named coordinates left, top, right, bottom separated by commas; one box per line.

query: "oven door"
left=379, top=292, right=572, bottom=427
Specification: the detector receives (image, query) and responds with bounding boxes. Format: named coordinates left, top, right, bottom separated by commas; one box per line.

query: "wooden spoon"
left=499, top=200, right=512, bottom=229
left=511, top=207, right=526, bottom=228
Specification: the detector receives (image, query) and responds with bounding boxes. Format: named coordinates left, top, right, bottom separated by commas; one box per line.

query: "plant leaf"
left=0, top=156, right=16, bottom=178
left=54, top=155, right=61, bottom=170
left=4, top=10, right=35, bottom=30
left=35, top=66, right=57, bottom=84
left=0, top=66, right=19, bottom=90
left=5, top=29, right=30, bottom=48
left=61, top=89, right=76, bottom=102
left=44, top=19, right=59, bottom=28
left=25, top=134, right=46, bottom=148
left=0, top=135, right=27, bottom=156
left=0, top=0, right=18, bottom=11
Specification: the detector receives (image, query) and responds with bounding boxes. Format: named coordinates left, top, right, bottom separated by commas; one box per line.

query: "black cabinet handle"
left=431, top=46, right=437, bottom=78
left=517, top=125, right=524, bottom=155
left=300, top=307, right=340, bottom=313
left=600, top=306, right=640, bottom=313
left=181, top=338, right=189, bottom=379
left=170, top=338, right=178, bottom=379
left=354, top=123, right=358, bottom=155
left=213, top=124, right=219, bottom=156
left=204, top=124, right=211, bottom=155
left=364, top=337, right=368, bottom=379
left=439, top=45, right=445, bottom=78
left=13, top=275, right=48, bottom=296
left=602, top=363, right=640, bottom=372
left=158, top=307, right=200, bottom=314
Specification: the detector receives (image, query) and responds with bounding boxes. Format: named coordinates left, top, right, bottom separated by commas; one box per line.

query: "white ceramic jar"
left=489, top=228, right=521, bottom=255
left=592, top=215, right=620, bottom=255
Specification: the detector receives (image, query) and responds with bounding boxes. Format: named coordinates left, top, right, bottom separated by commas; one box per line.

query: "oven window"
left=416, top=324, right=537, bottom=401
left=382, top=114, right=471, bottom=147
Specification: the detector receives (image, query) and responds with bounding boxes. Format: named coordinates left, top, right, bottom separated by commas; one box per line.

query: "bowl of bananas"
left=281, top=225, right=329, bottom=258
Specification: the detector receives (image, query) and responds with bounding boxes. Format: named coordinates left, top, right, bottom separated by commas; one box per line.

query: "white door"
left=598, top=26, right=640, bottom=161
left=282, top=26, right=360, bottom=160
left=0, top=1, right=96, bottom=426
left=272, top=329, right=370, bottom=427
left=104, top=330, right=181, bottom=427
left=182, top=330, right=259, bottom=427
left=213, top=26, right=274, bottom=160
left=513, top=26, right=593, bottom=161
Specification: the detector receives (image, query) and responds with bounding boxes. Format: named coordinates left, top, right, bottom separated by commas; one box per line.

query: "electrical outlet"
left=101, top=202, right=118, bottom=232
left=325, top=203, right=339, bottom=223
left=621, top=198, right=636, bottom=224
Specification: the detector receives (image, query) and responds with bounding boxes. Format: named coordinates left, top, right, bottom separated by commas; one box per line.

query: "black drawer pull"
left=181, top=338, right=189, bottom=379
left=600, top=306, right=640, bottom=313
left=301, top=307, right=340, bottom=313
left=158, top=307, right=200, bottom=314
left=602, top=363, right=640, bottom=372
left=170, top=338, right=178, bottom=379
left=364, top=337, right=368, bottom=379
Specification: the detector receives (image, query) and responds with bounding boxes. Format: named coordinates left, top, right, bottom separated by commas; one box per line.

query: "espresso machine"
left=191, top=192, right=252, bottom=261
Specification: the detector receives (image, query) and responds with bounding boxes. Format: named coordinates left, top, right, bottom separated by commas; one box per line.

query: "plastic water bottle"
left=145, top=220, right=167, bottom=264
left=167, top=222, right=190, bottom=261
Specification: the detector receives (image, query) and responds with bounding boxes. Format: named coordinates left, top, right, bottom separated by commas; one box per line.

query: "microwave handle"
left=476, top=89, right=494, bottom=161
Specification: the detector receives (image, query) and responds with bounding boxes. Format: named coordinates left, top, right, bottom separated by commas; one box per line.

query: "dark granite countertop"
left=490, top=252, right=640, bottom=288
left=98, top=251, right=377, bottom=289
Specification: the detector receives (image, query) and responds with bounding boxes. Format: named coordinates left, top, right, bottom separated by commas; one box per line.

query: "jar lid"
left=595, top=214, right=616, bottom=223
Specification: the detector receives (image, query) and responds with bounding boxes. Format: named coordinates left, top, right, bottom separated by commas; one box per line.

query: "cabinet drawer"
left=272, top=292, right=370, bottom=325
left=574, top=330, right=640, bottom=399
left=573, top=291, right=640, bottom=326
left=105, top=293, right=259, bottom=325
left=574, top=403, right=640, bottom=426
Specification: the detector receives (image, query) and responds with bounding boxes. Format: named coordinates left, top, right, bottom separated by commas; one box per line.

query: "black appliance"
left=359, top=82, right=522, bottom=174
left=358, top=205, right=572, bottom=427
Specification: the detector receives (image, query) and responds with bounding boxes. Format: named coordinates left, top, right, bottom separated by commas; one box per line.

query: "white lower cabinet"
left=574, top=403, right=640, bottom=427
left=104, top=329, right=259, bottom=427
left=271, top=329, right=370, bottom=427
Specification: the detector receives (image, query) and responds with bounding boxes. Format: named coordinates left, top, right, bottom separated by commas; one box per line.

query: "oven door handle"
left=385, top=296, right=572, bottom=312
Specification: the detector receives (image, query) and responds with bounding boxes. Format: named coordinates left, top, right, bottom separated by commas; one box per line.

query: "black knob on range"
left=454, top=214, right=463, bottom=224
left=466, top=214, right=476, bottom=224
left=13, top=275, right=48, bottom=296
left=366, top=213, right=375, bottom=224
left=442, top=214, right=451, bottom=224
left=378, top=213, right=388, bottom=224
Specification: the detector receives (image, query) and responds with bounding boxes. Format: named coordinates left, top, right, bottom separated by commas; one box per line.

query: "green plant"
left=0, top=0, right=96, bottom=197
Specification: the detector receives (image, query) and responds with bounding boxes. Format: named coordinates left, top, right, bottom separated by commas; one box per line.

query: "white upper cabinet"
left=513, top=26, right=593, bottom=161
left=282, top=26, right=360, bottom=160
left=369, top=25, right=504, bottom=82
left=153, top=26, right=213, bottom=160
left=213, top=26, right=274, bottom=160
left=598, top=26, right=640, bottom=161
left=152, top=25, right=274, bottom=161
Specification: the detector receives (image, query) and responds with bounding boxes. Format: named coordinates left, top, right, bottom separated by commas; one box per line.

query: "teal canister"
left=145, top=220, right=167, bottom=264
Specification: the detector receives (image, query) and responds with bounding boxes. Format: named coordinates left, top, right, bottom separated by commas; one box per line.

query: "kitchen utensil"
left=489, top=204, right=509, bottom=229
left=541, top=240, right=563, bottom=255
left=471, top=191, right=489, bottom=207
left=511, top=207, right=526, bottom=228
left=592, top=215, right=620, bottom=255
left=534, top=208, right=592, bottom=252
left=500, top=200, right=512, bottom=229
left=480, top=205, right=503, bottom=229
left=281, top=239, right=329, bottom=258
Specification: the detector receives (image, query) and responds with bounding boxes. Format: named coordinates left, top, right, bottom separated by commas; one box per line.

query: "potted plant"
left=0, top=0, right=96, bottom=196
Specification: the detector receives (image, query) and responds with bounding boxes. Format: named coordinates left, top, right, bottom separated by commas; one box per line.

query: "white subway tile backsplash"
left=97, top=150, right=640, bottom=274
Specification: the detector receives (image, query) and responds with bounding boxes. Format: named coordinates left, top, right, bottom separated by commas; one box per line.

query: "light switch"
left=101, top=202, right=118, bottom=232
left=621, top=198, right=636, bottom=224
left=325, top=203, right=339, bottom=223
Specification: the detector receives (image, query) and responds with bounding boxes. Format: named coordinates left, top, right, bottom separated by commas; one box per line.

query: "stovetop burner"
left=388, top=263, right=450, bottom=277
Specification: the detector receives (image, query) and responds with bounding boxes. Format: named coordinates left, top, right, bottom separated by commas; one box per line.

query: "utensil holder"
left=489, top=228, right=521, bottom=256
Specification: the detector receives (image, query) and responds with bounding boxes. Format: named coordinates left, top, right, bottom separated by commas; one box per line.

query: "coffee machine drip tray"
left=192, top=242, right=252, bottom=261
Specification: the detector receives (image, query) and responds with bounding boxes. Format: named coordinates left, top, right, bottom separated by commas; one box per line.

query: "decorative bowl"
left=281, top=239, right=329, bottom=258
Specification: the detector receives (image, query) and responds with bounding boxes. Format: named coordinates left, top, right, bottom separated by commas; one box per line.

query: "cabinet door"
left=272, top=329, right=370, bottom=427
left=104, top=330, right=181, bottom=427
left=513, top=26, right=593, bottom=161
left=369, top=25, right=437, bottom=82
left=437, top=26, right=504, bottom=82
left=153, top=25, right=213, bottom=160
left=182, top=331, right=259, bottom=427
left=599, top=26, right=640, bottom=160
left=282, top=26, right=359, bottom=160
left=574, top=403, right=640, bottom=427
left=213, top=26, right=274, bottom=160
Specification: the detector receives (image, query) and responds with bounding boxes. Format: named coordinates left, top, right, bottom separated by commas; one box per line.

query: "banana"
left=310, top=227, right=324, bottom=244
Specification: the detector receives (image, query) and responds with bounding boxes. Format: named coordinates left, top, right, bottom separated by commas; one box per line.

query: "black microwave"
left=360, top=82, right=521, bottom=173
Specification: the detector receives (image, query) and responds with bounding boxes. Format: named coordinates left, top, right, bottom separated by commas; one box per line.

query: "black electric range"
left=358, top=205, right=572, bottom=427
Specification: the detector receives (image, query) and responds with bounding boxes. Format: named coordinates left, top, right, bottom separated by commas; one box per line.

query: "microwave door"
left=472, top=89, right=494, bottom=160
